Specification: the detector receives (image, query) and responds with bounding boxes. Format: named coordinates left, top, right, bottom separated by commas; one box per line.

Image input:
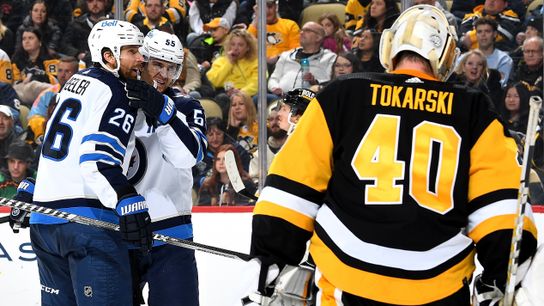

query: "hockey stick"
left=0, top=215, right=9, bottom=224
left=0, top=197, right=253, bottom=262
left=224, top=150, right=258, bottom=201
left=504, top=95, right=543, bottom=306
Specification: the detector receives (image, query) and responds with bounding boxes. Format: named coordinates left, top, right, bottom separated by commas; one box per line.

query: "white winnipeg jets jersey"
left=32, top=68, right=139, bottom=225
left=127, top=88, right=207, bottom=241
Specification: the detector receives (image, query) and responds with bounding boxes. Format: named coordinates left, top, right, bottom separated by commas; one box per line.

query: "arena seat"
left=199, top=98, right=223, bottom=119
left=299, top=2, right=346, bottom=26
left=527, top=0, right=543, bottom=15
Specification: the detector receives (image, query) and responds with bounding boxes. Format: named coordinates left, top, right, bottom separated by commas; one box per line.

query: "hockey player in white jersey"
left=28, top=20, right=164, bottom=305
left=125, top=29, right=207, bottom=306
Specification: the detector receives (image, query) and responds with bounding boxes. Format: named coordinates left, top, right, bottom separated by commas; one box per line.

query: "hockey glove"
left=243, top=257, right=280, bottom=305
left=125, top=79, right=176, bottom=125
left=116, top=194, right=153, bottom=253
left=9, top=177, right=35, bottom=233
left=244, top=257, right=315, bottom=305
left=472, top=275, right=504, bottom=306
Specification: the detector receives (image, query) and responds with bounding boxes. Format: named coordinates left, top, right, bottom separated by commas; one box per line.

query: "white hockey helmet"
left=140, top=29, right=184, bottom=86
left=379, top=4, right=459, bottom=81
left=88, top=19, right=144, bottom=76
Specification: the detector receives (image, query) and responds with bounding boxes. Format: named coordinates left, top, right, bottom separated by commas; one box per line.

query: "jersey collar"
left=391, top=69, right=438, bottom=81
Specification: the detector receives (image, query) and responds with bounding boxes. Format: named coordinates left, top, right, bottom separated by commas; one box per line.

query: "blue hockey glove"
left=116, top=194, right=153, bottom=252
left=9, top=177, right=35, bottom=233
left=125, top=79, right=176, bottom=125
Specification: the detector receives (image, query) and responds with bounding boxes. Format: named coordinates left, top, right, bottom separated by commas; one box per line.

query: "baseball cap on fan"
left=203, top=18, right=231, bottom=32
left=0, top=105, right=13, bottom=118
left=6, top=141, right=34, bottom=162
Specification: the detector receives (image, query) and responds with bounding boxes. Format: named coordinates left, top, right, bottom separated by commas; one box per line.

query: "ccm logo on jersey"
left=41, top=285, right=60, bottom=295
left=120, top=201, right=148, bottom=215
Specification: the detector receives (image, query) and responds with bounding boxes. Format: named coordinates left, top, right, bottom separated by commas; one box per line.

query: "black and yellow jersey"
left=251, top=70, right=538, bottom=305
left=125, top=0, right=186, bottom=24
left=460, top=5, right=520, bottom=50
left=0, top=50, right=13, bottom=84
left=11, top=58, right=59, bottom=85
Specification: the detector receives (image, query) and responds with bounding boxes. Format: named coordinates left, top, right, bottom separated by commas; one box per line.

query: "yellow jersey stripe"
left=469, top=119, right=520, bottom=201
left=315, top=268, right=342, bottom=306
left=268, top=100, right=333, bottom=193
left=253, top=200, right=315, bottom=232
left=310, top=233, right=475, bottom=305
left=469, top=214, right=538, bottom=243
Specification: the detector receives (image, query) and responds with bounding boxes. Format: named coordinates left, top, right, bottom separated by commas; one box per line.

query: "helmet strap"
left=286, top=113, right=297, bottom=135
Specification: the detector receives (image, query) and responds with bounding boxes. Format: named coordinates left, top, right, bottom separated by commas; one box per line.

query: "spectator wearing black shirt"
left=15, top=0, right=62, bottom=56
left=0, top=14, right=15, bottom=56
left=61, top=0, right=111, bottom=65
left=510, top=36, right=543, bottom=92
left=353, top=28, right=384, bottom=73
left=11, top=26, right=59, bottom=84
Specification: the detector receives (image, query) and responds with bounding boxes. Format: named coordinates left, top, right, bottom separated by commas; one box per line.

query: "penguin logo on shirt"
left=266, top=32, right=282, bottom=45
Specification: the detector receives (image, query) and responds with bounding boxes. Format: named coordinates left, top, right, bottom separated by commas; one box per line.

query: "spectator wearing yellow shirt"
left=206, top=29, right=258, bottom=97
left=247, top=0, right=300, bottom=66
left=0, top=48, right=13, bottom=84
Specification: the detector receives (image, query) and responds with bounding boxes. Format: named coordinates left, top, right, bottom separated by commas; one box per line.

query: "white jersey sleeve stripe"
left=467, top=199, right=533, bottom=233
left=259, top=186, right=320, bottom=219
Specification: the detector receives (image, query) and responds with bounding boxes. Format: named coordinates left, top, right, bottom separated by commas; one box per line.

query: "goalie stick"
left=224, top=150, right=258, bottom=201
left=0, top=197, right=252, bottom=262
left=504, top=95, right=543, bottom=306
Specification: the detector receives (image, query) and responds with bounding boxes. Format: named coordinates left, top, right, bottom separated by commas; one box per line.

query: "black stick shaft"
left=0, top=197, right=252, bottom=262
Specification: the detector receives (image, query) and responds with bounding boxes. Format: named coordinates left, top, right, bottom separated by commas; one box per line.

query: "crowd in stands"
left=0, top=0, right=542, bottom=205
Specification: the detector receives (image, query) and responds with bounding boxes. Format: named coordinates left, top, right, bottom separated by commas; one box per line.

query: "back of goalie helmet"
left=379, top=4, right=459, bottom=81
left=88, top=19, right=144, bottom=77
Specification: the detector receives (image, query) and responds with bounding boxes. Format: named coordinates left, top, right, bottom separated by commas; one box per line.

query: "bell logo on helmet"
left=100, top=20, right=118, bottom=27
left=88, top=19, right=144, bottom=77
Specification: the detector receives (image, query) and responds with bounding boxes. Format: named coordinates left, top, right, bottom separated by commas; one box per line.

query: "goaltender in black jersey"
left=250, top=5, right=537, bottom=306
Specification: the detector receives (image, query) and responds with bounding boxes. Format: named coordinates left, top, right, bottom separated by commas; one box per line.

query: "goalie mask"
left=379, top=4, right=459, bottom=81
left=281, top=88, right=316, bottom=135
left=140, top=29, right=184, bottom=89
left=88, top=20, right=144, bottom=77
